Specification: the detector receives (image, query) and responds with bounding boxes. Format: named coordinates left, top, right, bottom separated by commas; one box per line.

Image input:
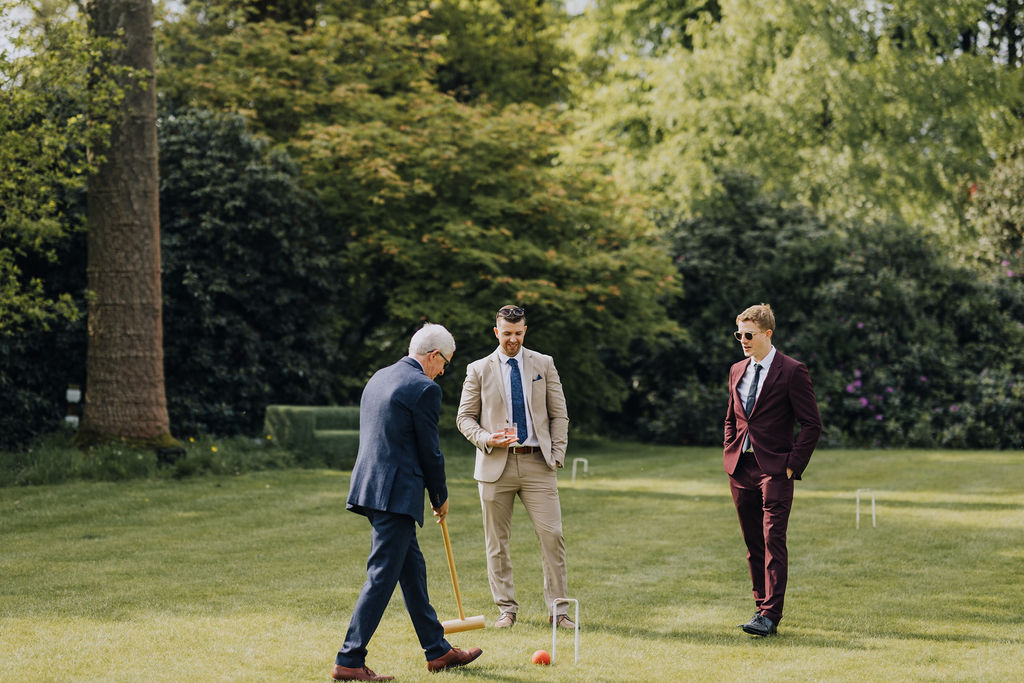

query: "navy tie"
left=508, top=358, right=528, bottom=443
left=745, top=363, right=762, bottom=417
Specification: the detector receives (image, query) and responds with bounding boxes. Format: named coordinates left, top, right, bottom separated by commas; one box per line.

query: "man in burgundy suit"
left=724, top=304, right=821, bottom=637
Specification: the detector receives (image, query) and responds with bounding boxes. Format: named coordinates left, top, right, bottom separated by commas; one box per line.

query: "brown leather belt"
left=511, top=446, right=540, bottom=455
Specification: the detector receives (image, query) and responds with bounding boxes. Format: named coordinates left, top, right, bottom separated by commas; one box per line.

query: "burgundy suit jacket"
left=723, top=350, right=821, bottom=480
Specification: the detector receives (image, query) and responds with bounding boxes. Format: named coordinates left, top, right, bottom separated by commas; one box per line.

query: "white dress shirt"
left=738, top=345, right=776, bottom=451
left=499, top=348, right=539, bottom=447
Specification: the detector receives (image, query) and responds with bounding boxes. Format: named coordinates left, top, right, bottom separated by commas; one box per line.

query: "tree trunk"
left=81, top=0, right=171, bottom=441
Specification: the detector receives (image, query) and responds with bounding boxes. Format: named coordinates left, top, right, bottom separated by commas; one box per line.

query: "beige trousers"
left=478, top=451, right=568, bottom=617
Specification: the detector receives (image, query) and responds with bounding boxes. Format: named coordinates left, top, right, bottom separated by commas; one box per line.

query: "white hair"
left=408, top=323, right=456, bottom=357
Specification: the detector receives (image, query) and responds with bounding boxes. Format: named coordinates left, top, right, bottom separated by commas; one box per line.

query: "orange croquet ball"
left=531, top=649, right=551, bottom=665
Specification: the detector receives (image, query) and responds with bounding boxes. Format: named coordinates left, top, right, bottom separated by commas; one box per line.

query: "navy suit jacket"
left=347, top=356, right=448, bottom=526
left=723, top=350, right=821, bottom=480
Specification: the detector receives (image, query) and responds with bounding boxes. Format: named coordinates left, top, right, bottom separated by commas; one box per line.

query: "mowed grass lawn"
left=2, top=440, right=1022, bottom=682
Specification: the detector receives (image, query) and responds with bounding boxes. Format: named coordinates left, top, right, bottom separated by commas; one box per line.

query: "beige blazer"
left=457, top=347, right=570, bottom=483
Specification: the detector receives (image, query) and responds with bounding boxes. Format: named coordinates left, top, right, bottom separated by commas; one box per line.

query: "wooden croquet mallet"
left=439, top=518, right=486, bottom=633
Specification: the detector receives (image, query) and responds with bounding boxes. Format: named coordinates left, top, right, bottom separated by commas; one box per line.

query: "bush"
left=621, top=171, right=1024, bottom=449
left=159, top=109, right=341, bottom=435
left=0, top=231, right=87, bottom=452
left=0, top=431, right=295, bottom=487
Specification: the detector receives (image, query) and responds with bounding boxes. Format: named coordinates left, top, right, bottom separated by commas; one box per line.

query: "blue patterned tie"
left=508, top=358, right=528, bottom=443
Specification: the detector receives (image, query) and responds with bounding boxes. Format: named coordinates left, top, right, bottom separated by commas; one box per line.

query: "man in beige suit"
left=456, top=305, right=574, bottom=630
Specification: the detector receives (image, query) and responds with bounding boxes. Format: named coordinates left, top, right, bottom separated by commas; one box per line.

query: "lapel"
left=734, top=359, right=751, bottom=415
left=488, top=349, right=509, bottom=414
left=751, top=353, right=783, bottom=415
left=522, top=349, right=541, bottom=406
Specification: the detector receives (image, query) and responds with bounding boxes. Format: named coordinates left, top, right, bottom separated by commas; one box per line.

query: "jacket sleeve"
left=724, top=370, right=738, bottom=447
left=786, top=362, right=821, bottom=478
left=414, top=381, right=448, bottom=509
left=456, top=362, right=491, bottom=451
left=545, top=359, right=569, bottom=464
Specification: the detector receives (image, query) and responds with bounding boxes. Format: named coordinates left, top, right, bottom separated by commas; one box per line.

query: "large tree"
left=158, top=3, right=680, bottom=428
left=80, top=0, right=172, bottom=444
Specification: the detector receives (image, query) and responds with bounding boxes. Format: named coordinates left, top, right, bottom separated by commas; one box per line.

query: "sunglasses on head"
left=733, top=330, right=766, bottom=341
left=497, top=306, right=525, bottom=319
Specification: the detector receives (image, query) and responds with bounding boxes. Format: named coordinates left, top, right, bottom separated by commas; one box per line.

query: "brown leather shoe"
left=425, top=645, right=483, bottom=672
left=549, top=614, right=576, bottom=630
left=494, top=611, right=517, bottom=628
left=331, top=664, right=394, bottom=681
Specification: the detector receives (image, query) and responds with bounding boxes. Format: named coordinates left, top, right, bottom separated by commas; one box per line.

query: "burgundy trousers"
left=728, top=452, right=794, bottom=624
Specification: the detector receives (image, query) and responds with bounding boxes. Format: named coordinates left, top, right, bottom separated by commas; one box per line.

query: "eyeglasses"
left=497, top=306, right=525, bottom=319
left=734, top=330, right=766, bottom=341
left=437, top=350, right=451, bottom=371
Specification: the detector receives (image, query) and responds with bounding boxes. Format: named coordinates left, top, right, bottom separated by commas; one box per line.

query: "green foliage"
left=158, top=7, right=447, bottom=144
left=627, top=171, right=1024, bottom=448
left=297, top=94, right=679, bottom=425
left=158, top=4, right=680, bottom=429
left=263, top=404, right=359, bottom=468
left=0, top=1, right=123, bottom=332
left=969, top=138, right=1024, bottom=274
left=0, top=430, right=293, bottom=486
left=158, top=109, right=340, bottom=435
left=569, top=0, right=1024, bottom=234
left=579, top=0, right=722, bottom=55
left=423, top=0, right=574, bottom=106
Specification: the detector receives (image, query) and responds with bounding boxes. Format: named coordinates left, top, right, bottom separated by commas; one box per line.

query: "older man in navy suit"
left=332, top=324, right=482, bottom=682
left=724, top=304, right=821, bottom=638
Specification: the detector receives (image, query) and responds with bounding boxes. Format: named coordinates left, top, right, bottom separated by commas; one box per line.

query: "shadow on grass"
left=565, top=618, right=1021, bottom=651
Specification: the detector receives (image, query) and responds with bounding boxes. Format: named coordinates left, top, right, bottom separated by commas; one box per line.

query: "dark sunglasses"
left=497, top=306, right=525, bottom=319
left=437, top=350, right=451, bottom=370
left=733, top=330, right=766, bottom=341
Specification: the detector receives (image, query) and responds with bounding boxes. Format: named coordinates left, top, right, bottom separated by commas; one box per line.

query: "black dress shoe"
left=737, top=612, right=760, bottom=629
left=741, top=613, right=777, bottom=636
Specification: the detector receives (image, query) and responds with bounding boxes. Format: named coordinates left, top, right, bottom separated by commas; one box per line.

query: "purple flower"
left=846, top=384, right=856, bottom=393
left=875, top=414, right=883, bottom=421
left=854, top=380, right=862, bottom=389
left=1003, top=260, right=1010, bottom=266
left=886, top=386, right=894, bottom=393
left=950, top=404, right=960, bottom=412
left=857, top=322, right=865, bottom=329
left=854, top=369, right=862, bottom=378
left=1008, top=270, right=1016, bottom=277
left=839, top=316, right=846, bottom=323
left=920, top=375, right=928, bottom=382
left=859, top=397, right=869, bottom=407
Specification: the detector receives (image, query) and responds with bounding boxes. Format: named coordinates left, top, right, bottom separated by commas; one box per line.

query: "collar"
left=496, top=347, right=525, bottom=365
left=751, top=345, right=777, bottom=371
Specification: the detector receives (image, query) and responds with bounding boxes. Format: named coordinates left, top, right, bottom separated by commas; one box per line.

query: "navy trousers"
left=336, top=510, right=451, bottom=668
